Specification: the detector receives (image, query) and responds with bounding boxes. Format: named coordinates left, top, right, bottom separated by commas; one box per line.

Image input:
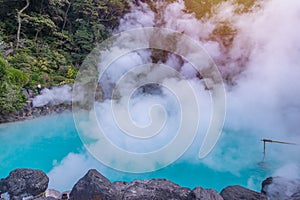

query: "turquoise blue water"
left=0, top=113, right=276, bottom=192
left=0, top=113, right=82, bottom=177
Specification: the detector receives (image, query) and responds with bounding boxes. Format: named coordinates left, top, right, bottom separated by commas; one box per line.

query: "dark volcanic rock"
left=188, top=186, right=224, bottom=200
left=5, top=168, right=293, bottom=200
left=117, top=179, right=191, bottom=200
left=70, top=169, right=192, bottom=200
left=0, top=86, right=72, bottom=124
left=71, top=169, right=201, bottom=200
left=290, top=191, right=300, bottom=200
left=261, top=177, right=273, bottom=195
left=0, top=103, right=72, bottom=123
left=220, top=185, right=267, bottom=200
left=69, top=169, right=118, bottom=200
left=0, top=168, right=49, bottom=200
left=261, top=177, right=300, bottom=200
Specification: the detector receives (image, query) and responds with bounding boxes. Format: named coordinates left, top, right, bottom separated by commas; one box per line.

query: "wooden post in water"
left=261, top=138, right=297, bottom=160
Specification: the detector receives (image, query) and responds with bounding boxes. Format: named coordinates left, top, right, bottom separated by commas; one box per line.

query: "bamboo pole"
left=261, top=138, right=298, bottom=160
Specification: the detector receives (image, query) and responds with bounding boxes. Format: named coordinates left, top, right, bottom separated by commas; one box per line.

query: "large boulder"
left=116, top=179, right=191, bottom=200
left=187, top=186, right=223, bottom=200
left=220, top=185, right=267, bottom=200
left=69, top=169, right=118, bottom=200
left=261, top=177, right=300, bottom=200
left=0, top=168, right=49, bottom=200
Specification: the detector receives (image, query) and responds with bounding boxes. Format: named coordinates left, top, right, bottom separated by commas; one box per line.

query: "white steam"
left=47, top=152, right=100, bottom=191
left=48, top=0, right=300, bottom=190
left=32, top=85, right=72, bottom=107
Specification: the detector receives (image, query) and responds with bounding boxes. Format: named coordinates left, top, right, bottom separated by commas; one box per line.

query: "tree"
left=23, top=13, right=57, bottom=41
left=16, top=0, right=30, bottom=49
left=62, top=0, right=73, bottom=31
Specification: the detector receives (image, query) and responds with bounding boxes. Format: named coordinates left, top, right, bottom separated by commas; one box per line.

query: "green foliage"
left=0, top=35, right=6, bottom=53
left=0, top=82, right=27, bottom=111
left=0, top=0, right=129, bottom=66
left=66, top=66, right=77, bottom=79
left=183, top=0, right=256, bottom=49
left=7, top=51, right=34, bottom=69
left=6, top=67, right=29, bottom=87
left=184, top=0, right=257, bottom=19
left=0, top=56, right=28, bottom=112
left=0, top=57, right=7, bottom=79
left=23, top=13, right=57, bottom=37
left=0, top=0, right=129, bottom=112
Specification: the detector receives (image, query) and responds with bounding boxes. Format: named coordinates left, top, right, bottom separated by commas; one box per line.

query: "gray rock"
left=45, top=189, right=61, bottom=199
left=262, top=177, right=300, bottom=200
left=261, top=177, right=273, bottom=195
left=21, top=89, right=30, bottom=99
left=69, top=169, right=117, bottom=200
left=290, top=191, right=300, bottom=200
left=70, top=169, right=192, bottom=200
left=61, top=191, right=70, bottom=200
left=220, top=185, right=267, bottom=200
left=187, top=186, right=223, bottom=200
left=118, top=179, right=191, bottom=200
left=0, top=86, right=72, bottom=124
left=0, top=168, right=49, bottom=200
left=36, top=197, right=57, bottom=200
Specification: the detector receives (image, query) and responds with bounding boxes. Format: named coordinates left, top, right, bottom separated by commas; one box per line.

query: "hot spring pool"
left=0, top=112, right=297, bottom=192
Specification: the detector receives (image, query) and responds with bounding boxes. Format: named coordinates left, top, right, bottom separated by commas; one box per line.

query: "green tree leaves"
left=0, top=0, right=129, bottom=112
left=0, top=56, right=7, bottom=80
left=0, top=56, right=28, bottom=112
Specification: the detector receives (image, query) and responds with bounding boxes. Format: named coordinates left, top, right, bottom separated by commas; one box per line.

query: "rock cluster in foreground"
left=1, top=168, right=300, bottom=200
left=0, top=169, right=49, bottom=200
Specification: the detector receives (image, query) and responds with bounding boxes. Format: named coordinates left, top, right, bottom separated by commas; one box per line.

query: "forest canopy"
left=0, top=0, right=129, bottom=111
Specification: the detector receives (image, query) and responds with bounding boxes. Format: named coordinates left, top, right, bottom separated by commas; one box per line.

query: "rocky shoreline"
left=0, top=88, right=71, bottom=124
left=1, top=168, right=300, bottom=200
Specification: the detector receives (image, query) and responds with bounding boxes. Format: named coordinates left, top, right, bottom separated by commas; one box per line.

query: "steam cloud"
left=32, top=85, right=72, bottom=107
left=47, top=0, right=300, bottom=191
